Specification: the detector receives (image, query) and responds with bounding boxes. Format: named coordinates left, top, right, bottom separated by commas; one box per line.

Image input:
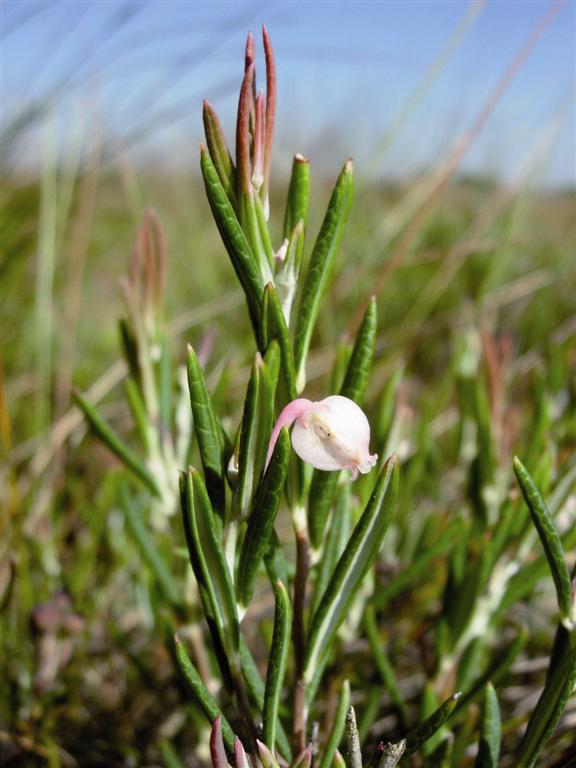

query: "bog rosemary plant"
left=75, top=27, right=576, bottom=768
left=177, top=28, right=400, bottom=764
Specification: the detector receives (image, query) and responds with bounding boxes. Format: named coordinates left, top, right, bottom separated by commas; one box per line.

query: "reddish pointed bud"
left=142, top=209, right=166, bottom=316
left=244, top=31, right=255, bottom=71
left=291, top=746, right=313, bottom=768
left=252, top=89, right=265, bottom=191
left=262, top=25, right=277, bottom=220
left=244, top=32, right=256, bottom=133
left=125, top=210, right=166, bottom=332
left=233, top=737, right=249, bottom=768
left=236, top=62, right=255, bottom=197
left=256, top=741, right=280, bottom=768
left=210, top=717, right=228, bottom=768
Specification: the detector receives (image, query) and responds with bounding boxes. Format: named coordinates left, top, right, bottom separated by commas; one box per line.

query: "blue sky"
left=3, top=0, right=575, bottom=186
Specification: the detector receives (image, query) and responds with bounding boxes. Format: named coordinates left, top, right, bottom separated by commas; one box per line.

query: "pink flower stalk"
left=266, top=396, right=378, bottom=480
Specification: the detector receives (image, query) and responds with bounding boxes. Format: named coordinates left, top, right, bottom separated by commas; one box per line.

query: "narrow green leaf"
left=450, top=630, right=526, bottom=723
left=304, top=455, right=399, bottom=683
left=203, top=100, right=236, bottom=206
left=294, top=160, right=354, bottom=390
left=364, top=605, right=408, bottom=725
left=357, top=687, right=380, bottom=743
left=236, top=350, right=277, bottom=519
left=124, top=378, right=152, bottom=454
left=310, top=485, right=351, bottom=617
left=340, top=295, right=377, bottom=401
left=74, top=390, right=161, bottom=498
left=499, top=525, right=576, bottom=613
left=260, top=283, right=297, bottom=401
left=443, top=544, right=493, bottom=650
left=254, top=189, right=275, bottom=269
left=240, top=187, right=274, bottom=281
left=516, top=645, right=576, bottom=768
left=374, top=519, right=466, bottom=608
left=174, top=635, right=235, bottom=751
left=200, top=146, right=264, bottom=319
left=514, top=456, right=573, bottom=624
left=159, top=737, right=186, bottom=768
left=403, top=692, right=460, bottom=754
left=427, top=738, right=453, bottom=767
left=239, top=637, right=293, bottom=761
left=308, top=296, right=377, bottom=547
left=376, top=367, right=404, bottom=448
left=180, top=469, right=238, bottom=655
left=119, top=318, right=141, bottom=383
left=186, top=345, right=230, bottom=515
left=236, top=429, right=290, bottom=608
left=318, top=679, right=351, bottom=768
left=283, top=153, right=310, bottom=239
left=263, top=579, right=292, bottom=751
left=121, top=488, right=182, bottom=608
left=474, top=683, right=501, bottom=768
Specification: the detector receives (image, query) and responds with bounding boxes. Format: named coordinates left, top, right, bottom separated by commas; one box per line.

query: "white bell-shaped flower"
left=266, top=395, right=378, bottom=480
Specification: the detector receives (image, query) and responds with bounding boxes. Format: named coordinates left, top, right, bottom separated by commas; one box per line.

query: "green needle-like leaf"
left=340, top=295, right=377, bottom=401
left=283, top=153, right=310, bottom=239
left=450, top=630, right=526, bottom=722
left=236, top=349, right=277, bottom=519
left=203, top=100, right=236, bottom=206
left=294, top=159, right=354, bottom=390
left=239, top=637, right=293, bottom=760
left=180, top=469, right=238, bottom=656
left=121, top=488, right=182, bottom=608
left=318, top=679, right=350, bottom=768
left=124, top=378, right=151, bottom=454
left=304, top=455, right=399, bottom=683
left=404, top=692, right=461, bottom=754
left=263, top=579, right=292, bottom=751
left=174, top=635, right=235, bottom=751
left=241, top=188, right=274, bottom=281
left=310, top=486, right=350, bottom=617
left=516, top=645, right=576, bottom=768
left=260, top=283, right=297, bottom=400
left=474, top=684, right=501, bottom=768
left=308, top=296, right=377, bottom=547
left=364, top=605, right=408, bottom=725
left=236, top=428, right=290, bottom=609
left=200, top=146, right=264, bottom=320
left=264, top=530, right=290, bottom=587
left=74, top=390, right=161, bottom=498
left=186, top=345, right=230, bottom=515
left=374, top=519, right=466, bottom=608
left=514, top=456, right=573, bottom=625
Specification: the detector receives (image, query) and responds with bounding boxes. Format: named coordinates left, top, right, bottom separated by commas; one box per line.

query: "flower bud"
left=266, top=395, right=377, bottom=480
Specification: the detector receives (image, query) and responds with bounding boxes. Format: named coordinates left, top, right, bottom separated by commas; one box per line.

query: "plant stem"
left=293, top=514, right=311, bottom=751
left=345, top=706, right=363, bottom=768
